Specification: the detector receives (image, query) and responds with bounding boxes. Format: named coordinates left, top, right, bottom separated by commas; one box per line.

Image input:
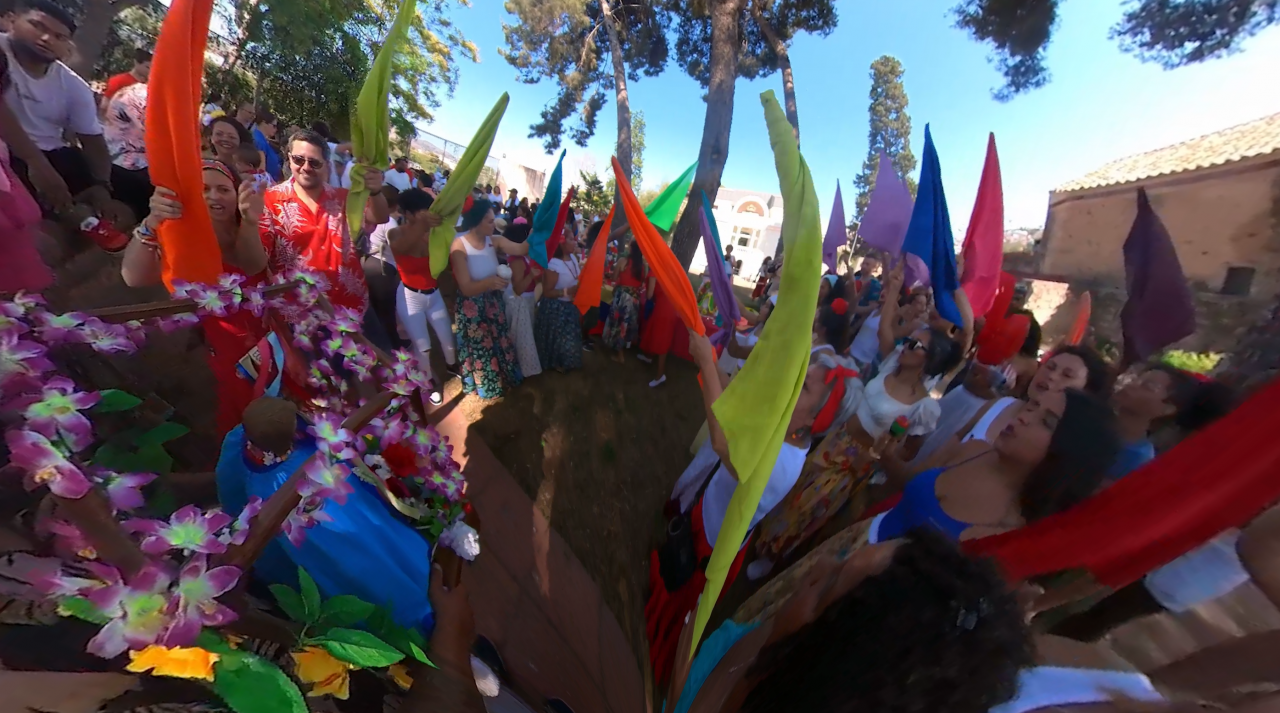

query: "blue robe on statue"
left=216, top=426, right=435, bottom=634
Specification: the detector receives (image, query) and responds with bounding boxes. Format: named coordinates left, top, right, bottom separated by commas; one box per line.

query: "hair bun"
left=832, top=298, right=849, bottom=316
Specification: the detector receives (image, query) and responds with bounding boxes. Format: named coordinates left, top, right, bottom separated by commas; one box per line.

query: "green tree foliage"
left=663, top=0, right=837, bottom=268
left=212, top=0, right=477, bottom=138
left=572, top=170, right=613, bottom=218
left=852, top=55, right=918, bottom=224
left=501, top=0, right=669, bottom=184
left=631, top=109, right=646, bottom=189
left=953, top=0, right=1279, bottom=101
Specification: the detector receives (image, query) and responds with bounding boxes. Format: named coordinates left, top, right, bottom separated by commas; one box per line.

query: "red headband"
left=811, top=363, right=860, bottom=435
left=202, top=159, right=240, bottom=188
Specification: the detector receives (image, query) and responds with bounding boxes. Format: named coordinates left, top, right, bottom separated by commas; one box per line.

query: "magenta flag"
left=822, top=181, right=846, bottom=272
left=857, top=150, right=914, bottom=257
left=1120, top=188, right=1196, bottom=367
left=960, top=133, right=1005, bottom=317
left=700, top=191, right=741, bottom=349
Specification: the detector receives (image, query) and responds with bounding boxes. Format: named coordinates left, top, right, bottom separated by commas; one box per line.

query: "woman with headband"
left=120, top=159, right=272, bottom=436
left=448, top=196, right=529, bottom=399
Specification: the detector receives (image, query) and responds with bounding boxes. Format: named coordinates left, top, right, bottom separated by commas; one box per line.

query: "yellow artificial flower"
left=292, top=646, right=352, bottom=700
left=388, top=663, right=413, bottom=690
left=126, top=645, right=221, bottom=682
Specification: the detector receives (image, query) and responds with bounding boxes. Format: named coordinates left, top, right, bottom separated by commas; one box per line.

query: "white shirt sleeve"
left=64, top=70, right=104, bottom=137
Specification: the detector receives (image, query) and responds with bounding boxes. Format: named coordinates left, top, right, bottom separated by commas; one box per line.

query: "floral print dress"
left=455, top=289, right=523, bottom=398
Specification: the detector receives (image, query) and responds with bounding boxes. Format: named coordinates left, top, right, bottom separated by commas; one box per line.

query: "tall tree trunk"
left=670, top=0, right=746, bottom=268
left=69, top=0, right=142, bottom=79
left=598, top=0, right=632, bottom=185
left=750, top=3, right=799, bottom=145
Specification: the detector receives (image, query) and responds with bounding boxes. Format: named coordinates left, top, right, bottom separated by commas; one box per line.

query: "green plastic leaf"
left=133, top=443, right=174, bottom=476
left=57, top=596, right=108, bottom=624
left=136, top=421, right=191, bottom=447
left=195, top=629, right=235, bottom=654
left=364, top=605, right=430, bottom=663
left=297, top=567, right=321, bottom=623
left=212, top=648, right=307, bottom=713
left=89, top=442, right=133, bottom=471
left=408, top=641, right=433, bottom=667
left=270, top=584, right=308, bottom=624
left=318, top=595, right=376, bottom=629
left=316, top=628, right=404, bottom=668
left=93, top=389, right=142, bottom=412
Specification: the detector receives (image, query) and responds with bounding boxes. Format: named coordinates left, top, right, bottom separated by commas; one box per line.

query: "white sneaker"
left=636, top=354, right=653, bottom=364
left=746, top=558, right=774, bottom=581
left=649, top=375, right=666, bottom=388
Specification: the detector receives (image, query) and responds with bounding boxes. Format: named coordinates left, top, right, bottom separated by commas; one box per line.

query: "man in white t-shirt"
left=1, top=1, right=131, bottom=231
left=383, top=156, right=416, bottom=191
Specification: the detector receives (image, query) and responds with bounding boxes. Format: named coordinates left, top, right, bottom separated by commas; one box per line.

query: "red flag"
left=146, top=0, right=222, bottom=290
left=574, top=206, right=614, bottom=315
left=544, top=187, right=576, bottom=262
left=611, top=157, right=703, bottom=336
left=960, top=134, right=1004, bottom=317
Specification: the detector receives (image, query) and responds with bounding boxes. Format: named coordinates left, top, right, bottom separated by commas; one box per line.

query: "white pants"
left=396, top=283, right=456, bottom=382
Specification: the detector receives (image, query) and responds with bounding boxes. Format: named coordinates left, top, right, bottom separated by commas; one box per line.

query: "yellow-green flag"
left=690, top=90, right=823, bottom=654
left=643, top=160, right=697, bottom=231
left=426, top=94, right=510, bottom=277
left=346, top=0, right=418, bottom=238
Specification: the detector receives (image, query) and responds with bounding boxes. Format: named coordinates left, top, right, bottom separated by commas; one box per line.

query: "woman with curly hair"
left=449, top=197, right=528, bottom=398
left=667, top=528, right=1032, bottom=713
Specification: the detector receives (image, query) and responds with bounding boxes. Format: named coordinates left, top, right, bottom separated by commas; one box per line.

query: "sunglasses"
left=289, top=154, right=326, bottom=171
left=903, top=337, right=927, bottom=352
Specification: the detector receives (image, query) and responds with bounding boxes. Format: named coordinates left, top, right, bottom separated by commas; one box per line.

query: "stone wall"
left=1012, top=271, right=1272, bottom=358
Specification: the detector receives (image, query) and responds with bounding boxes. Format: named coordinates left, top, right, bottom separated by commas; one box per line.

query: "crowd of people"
left=4, top=2, right=1279, bottom=713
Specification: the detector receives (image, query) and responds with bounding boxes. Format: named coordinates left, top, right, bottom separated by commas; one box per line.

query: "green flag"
left=346, top=0, right=417, bottom=238
left=426, top=94, right=510, bottom=277
left=690, top=90, right=822, bottom=655
left=643, top=160, right=697, bottom=231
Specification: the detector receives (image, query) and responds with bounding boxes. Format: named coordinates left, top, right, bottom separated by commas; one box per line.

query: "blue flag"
left=528, top=150, right=566, bottom=268
left=901, top=125, right=961, bottom=326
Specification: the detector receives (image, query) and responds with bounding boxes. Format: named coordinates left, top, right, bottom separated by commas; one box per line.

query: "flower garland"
left=0, top=267, right=469, bottom=670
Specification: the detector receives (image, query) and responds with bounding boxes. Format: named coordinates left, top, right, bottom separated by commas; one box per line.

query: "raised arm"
left=688, top=330, right=738, bottom=481
left=233, top=181, right=269, bottom=275
left=492, top=234, right=530, bottom=256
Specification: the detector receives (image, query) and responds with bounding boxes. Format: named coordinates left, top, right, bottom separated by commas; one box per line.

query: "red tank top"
left=511, top=256, right=542, bottom=295
left=618, top=261, right=645, bottom=289
left=396, top=253, right=437, bottom=291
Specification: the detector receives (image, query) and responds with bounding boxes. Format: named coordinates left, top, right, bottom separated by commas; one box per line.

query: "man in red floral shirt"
left=260, top=129, right=394, bottom=345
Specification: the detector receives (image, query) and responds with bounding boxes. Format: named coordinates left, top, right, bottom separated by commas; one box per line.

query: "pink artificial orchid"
left=155, top=313, right=200, bottom=333
left=32, top=310, right=87, bottom=345
left=23, top=376, right=101, bottom=452
left=319, top=333, right=347, bottom=358
left=242, top=285, right=268, bottom=318
left=98, top=470, right=158, bottom=512
left=0, top=310, right=28, bottom=336
left=308, top=413, right=356, bottom=460
left=299, top=457, right=355, bottom=504
left=127, top=506, right=232, bottom=556
left=0, top=330, right=55, bottom=388
left=161, top=554, right=240, bottom=647
left=6, top=429, right=92, bottom=498
left=329, top=307, right=363, bottom=335
left=80, top=318, right=138, bottom=354
left=282, top=495, right=333, bottom=547
left=175, top=283, right=234, bottom=317
left=218, top=497, right=263, bottom=547
left=85, top=565, right=175, bottom=659
left=5, top=291, right=46, bottom=316
left=35, top=559, right=118, bottom=598
left=121, top=321, right=148, bottom=349
left=45, top=518, right=99, bottom=561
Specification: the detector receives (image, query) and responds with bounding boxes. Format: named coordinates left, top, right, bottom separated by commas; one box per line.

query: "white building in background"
left=688, top=187, right=784, bottom=283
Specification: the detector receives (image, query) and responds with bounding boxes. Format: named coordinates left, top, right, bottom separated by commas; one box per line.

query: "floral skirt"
left=454, top=290, right=523, bottom=399
left=734, top=518, right=874, bottom=625
left=534, top=298, right=582, bottom=372
left=754, top=427, right=875, bottom=562
left=602, top=285, right=641, bottom=351
left=504, top=290, right=542, bottom=379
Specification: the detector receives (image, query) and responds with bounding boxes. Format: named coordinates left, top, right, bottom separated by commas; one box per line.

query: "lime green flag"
left=346, top=0, right=418, bottom=238
left=690, top=90, right=823, bottom=654
left=426, top=94, right=510, bottom=277
left=643, top=160, right=697, bottom=231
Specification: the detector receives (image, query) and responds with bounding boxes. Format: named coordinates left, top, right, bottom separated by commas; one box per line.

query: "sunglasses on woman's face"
left=289, top=154, right=326, bottom=171
left=903, top=337, right=927, bottom=352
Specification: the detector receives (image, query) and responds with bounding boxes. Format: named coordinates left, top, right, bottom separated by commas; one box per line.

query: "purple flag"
left=700, top=191, right=741, bottom=349
left=1120, top=188, right=1196, bottom=366
left=858, top=150, right=914, bottom=256
left=822, top=181, right=846, bottom=272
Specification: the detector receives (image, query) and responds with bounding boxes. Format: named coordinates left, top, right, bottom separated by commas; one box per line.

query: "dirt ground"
left=437, top=343, right=706, bottom=667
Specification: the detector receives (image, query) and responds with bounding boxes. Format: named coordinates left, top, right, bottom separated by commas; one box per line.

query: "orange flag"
left=610, top=157, right=703, bottom=336
left=145, top=0, right=222, bottom=290
left=574, top=206, right=614, bottom=315
left=1066, top=291, right=1092, bottom=345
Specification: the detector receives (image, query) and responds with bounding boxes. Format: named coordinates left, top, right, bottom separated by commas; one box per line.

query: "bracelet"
left=133, top=224, right=160, bottom=250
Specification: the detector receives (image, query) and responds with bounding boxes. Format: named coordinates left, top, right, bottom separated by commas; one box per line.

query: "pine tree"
left=631, top=110, right=647, bottom=189
left=851, top=55, right=917, bottom=225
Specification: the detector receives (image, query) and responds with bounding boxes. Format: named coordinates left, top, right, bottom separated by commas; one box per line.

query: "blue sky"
left=419, top=0, right=1280, bottom=234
